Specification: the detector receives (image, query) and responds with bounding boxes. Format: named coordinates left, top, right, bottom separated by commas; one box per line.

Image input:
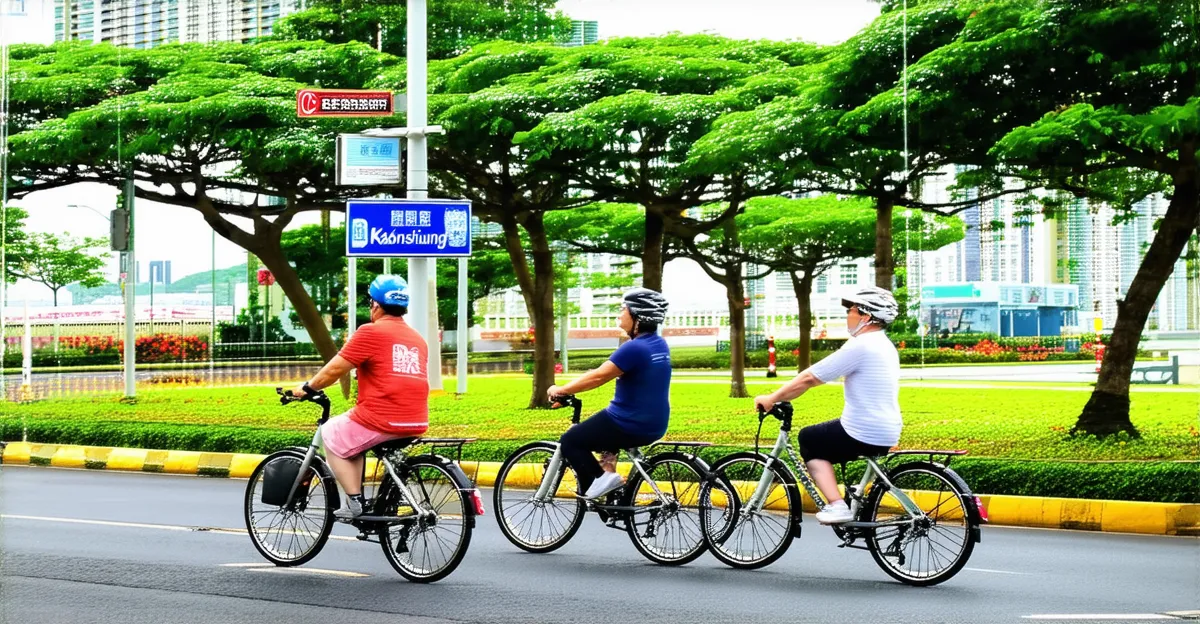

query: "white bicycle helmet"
left=623, top=288, right=669, bottom=324
left=841, top=286, right=899, bottom=325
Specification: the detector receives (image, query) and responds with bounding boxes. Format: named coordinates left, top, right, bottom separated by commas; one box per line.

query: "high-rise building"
left=53, top=0, right=304, bottom=48
left=562, top=19, right=598, bottom=47
left=3, top=0, right=54, bottom=44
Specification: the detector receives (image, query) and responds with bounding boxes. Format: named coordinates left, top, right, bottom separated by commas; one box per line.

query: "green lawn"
left=3, top=377, right=1196, bottom=461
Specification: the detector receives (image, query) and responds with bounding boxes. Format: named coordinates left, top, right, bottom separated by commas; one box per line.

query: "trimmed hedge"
left=4, top=418, right=1195, bottom=503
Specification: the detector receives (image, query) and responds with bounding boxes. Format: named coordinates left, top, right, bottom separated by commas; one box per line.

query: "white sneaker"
left=582, top=472, right=624, bottom=499
left=334, top=496, right=364, bottom=522
left=815, top=500, right=854, bottom=524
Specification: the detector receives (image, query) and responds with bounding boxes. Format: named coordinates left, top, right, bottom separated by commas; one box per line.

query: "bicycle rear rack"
left=416, top=437, right=477, bottom=464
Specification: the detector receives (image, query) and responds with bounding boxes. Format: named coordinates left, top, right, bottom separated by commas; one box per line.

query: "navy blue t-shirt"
left=606, top=332, right=672, bottom=438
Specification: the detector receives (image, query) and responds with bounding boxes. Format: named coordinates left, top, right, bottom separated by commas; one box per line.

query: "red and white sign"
left=296, top=89, right=394, bottom=118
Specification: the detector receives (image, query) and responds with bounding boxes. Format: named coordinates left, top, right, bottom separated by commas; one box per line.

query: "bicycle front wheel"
left=864, top=462, right=976, bottom=586
left=493, top=442, right=585, bottom=553
left=699, top=452, right=800, bottom=570
left=377, top=457, right=473, bottom=583
left=243, top=450, right=337, bottom=567
left=624, top=453, right=709, bottom=566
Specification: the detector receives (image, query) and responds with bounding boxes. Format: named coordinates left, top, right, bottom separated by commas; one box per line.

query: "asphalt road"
left=1, top=467, right=1197, bottom=624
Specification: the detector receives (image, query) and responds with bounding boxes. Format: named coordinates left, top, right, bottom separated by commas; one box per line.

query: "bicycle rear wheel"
left=244, top=450, right=337, bottom=567
left=377, top=457, right=473, bottom=583
left=624, top=453, right=709, bottom=566
left=493, top=442, right=585, bottom=553
left=864, top=462, right=976, bottom=586
left=699, top=452, right=800, bottom=570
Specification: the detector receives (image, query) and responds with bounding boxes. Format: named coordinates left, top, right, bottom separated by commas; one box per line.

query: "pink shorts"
left=321, top=411, right=423, bottom=459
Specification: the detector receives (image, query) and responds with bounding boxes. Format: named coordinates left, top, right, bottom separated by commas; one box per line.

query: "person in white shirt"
left=754, top=286, right=902, bottom=525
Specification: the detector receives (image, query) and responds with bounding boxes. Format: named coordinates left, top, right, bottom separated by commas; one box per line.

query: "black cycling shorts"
left=797, top=418, right=892, bottom=464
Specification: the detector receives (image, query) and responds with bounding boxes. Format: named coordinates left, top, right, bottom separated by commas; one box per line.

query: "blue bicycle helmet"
left=368, top=275, right=410, bottom=307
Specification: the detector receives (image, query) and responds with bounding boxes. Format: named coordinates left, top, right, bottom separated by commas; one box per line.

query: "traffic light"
left=110, top=208, right=130, bottom=251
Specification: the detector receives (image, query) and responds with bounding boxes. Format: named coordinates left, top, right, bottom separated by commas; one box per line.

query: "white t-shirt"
left=808, top=330, right=902, bottom=447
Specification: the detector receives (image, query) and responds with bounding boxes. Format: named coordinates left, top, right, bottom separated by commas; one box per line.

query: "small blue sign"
left=346, top=199, right=472, bottom=258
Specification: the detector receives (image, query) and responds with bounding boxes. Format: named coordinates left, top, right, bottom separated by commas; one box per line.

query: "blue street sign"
left=345, top=199, right=472, bottom=258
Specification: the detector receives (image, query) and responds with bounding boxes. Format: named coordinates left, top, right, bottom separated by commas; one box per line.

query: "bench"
left=1131, top=356, right=1179, bottom=385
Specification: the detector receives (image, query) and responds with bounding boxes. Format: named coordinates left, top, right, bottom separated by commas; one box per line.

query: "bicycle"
left=698, top=402, right=987, bottom=586
left=493, top=395, right=716, bottom=566
left=242, top=388, right=485, bottom=583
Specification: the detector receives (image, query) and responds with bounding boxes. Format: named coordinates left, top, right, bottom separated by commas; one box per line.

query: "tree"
left=6, top=40, right=397, bottom=393
left=274, top=0, right=572, bottom=59
left=10, top=232, right=110, bottom=306
left=738, top=195, right=964, bottom=369
left=905, top=0, right=1199, bottom=437
left=2, top=205, right=31, bottom=284
left=689, top=2, right=1033, bottom=289
left=517, top=36, right=822, bottom=290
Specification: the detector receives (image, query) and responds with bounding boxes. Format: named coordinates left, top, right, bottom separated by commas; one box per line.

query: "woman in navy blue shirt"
left=547, top=288, right=672, bottom=499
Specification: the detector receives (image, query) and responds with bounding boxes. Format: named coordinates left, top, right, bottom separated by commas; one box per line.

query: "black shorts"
left=797, top=419, right=892, bottom=464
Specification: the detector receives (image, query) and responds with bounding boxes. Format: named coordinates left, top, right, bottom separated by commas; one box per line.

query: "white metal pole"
left=406, top=0, right=440, bottom=388
left=457, top=256, right=467, bottom=393
left=123, top=176, right=136, bottom=398
left=348, top=257, right=357, bottom=336
left=21, top=299, right=31, bottom=393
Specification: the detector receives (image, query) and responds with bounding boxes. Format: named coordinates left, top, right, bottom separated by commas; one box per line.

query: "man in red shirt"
left=293, top=275, right=429, bottom=520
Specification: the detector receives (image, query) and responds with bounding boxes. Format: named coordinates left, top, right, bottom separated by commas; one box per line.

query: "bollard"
left=766, top=336, right=778, bottom=378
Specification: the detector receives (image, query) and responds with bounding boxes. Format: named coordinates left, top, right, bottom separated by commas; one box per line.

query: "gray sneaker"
left=334, top=496, right=364, bottom=522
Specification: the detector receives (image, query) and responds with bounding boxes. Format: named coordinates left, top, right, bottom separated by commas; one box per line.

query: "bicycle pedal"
left=355, top=532, right=371, bottom=541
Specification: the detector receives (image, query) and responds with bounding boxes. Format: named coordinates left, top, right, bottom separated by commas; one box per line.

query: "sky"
left=3, top=1, right=880, bottom=304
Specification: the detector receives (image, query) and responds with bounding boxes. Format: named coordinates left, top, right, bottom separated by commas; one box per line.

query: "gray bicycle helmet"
left=841, top=286, right=899, bottom=325
left=623, top=288, right=669, bottom=325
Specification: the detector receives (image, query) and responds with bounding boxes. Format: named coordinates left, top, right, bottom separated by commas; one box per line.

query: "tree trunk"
left=500, top=214, right=557, bottom=409
left=643, top=210, right=666, bottom=291
left=791, top=270, right=815, bottom=371
left=875, top=196, right=895, bottom=289
left=52, top=288, right=59, bottom=307
left=1074, top=159, right=1200, bottom=437
left=723, top=264, right=749, bottom=399
left=524, top=214, right=558, bottom=409
left=254, top=237, right=351, bottom=397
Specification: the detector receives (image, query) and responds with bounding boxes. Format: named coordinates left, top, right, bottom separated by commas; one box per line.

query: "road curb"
left=4, top=441, right=1197, bottom=537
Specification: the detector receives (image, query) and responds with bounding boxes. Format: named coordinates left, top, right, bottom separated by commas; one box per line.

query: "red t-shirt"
left=337, top=316, right=430, bottom=435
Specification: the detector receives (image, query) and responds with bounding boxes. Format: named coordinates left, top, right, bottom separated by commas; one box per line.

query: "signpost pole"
left=123, top=175, right=136, bottom=399
left=407, top=0, right=442, bottom=389
left=348, top=258, right=357, bottom=337
left=457, top=256, right=467, bottom=394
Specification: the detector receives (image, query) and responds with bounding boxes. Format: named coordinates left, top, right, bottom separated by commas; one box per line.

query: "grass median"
left=2, top=377, right=1197, bottom=502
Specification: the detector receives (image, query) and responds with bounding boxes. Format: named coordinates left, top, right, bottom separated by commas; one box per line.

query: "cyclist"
left=292, top=275, right=429, bottom=521
left=753, top=286, right=901, bottom=524
left=547, top=288, right=672, bottom=500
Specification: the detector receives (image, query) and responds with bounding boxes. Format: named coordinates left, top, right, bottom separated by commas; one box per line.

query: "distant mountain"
left=67, top=264, right=248, bottom=306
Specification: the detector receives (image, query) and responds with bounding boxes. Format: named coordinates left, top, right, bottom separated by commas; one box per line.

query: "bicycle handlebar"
left=757, top=401, right=794, bottom=425
left=549, top=394, right=583, bottom=425
left=276, top=387, right=333, bottom=423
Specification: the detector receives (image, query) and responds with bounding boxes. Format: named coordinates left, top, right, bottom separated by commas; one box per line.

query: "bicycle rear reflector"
left=469, top=489, right=486, bottom=516
left=974, top=496, right=989, bottom=523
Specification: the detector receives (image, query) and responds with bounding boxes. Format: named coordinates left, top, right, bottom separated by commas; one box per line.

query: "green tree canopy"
left=10, top=232, right=110, bottom=306
left=899, top=0, right=1200, bottom=437
left=738, top=195, right=964, bottom=368
left=274, top=0, right=572, bottom=59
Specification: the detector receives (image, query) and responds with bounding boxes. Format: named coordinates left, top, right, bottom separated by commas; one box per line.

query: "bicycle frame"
left=532, top=443, right=670, bottom=512
left=744, top=411, right=926, bottom=529
left=277, top=392, right=431, bottom=521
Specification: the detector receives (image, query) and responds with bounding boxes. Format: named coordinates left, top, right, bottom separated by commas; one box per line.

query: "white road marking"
left=246, top=567, right=369, bottom=578
left=0, top=513, right=360, bottom=542
left=219, top=562, right=272, bottom=568
left=965, top=567, right=1032, bottom=575
left=1023, top=615, right=1178, bottom=620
